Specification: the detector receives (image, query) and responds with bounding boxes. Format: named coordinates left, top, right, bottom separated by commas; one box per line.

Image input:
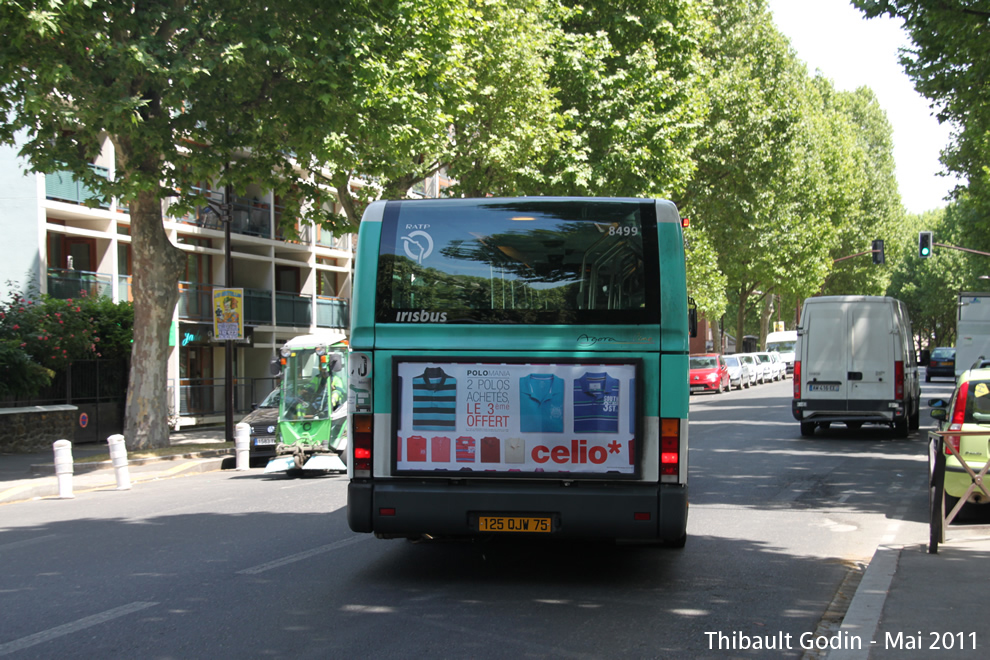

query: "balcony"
left=47, top=268, right=113, bottom=300
left=316, top=296, right=349, bottom=330
left=177, top=281, right=214, bottom=323
left=275, top=291, right=311, bottom=327
left=45, top=166, right=112, bottom=209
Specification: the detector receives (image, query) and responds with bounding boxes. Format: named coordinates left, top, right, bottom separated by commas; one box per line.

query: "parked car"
left=755, top=351, right=784, bottom=381
left=929, top=367, right=990, bottom=511
left=741, top=352, right=767, bottom=384
left=723, top=354, right=749, bottom=390
left=925, top=347, right=956, bottom=382
left=736, top=353, right=760, bottom=387
left=689, top=353, right=731, bottom=394
left=240, top=388, right=280, bottom=467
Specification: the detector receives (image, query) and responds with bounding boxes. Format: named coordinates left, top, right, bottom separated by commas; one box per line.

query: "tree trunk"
left=735, top=287, right=750, bottom=353
left=123, top=189, right=186, bottom=450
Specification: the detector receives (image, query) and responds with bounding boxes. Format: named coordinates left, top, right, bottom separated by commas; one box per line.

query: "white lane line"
left=237, top=535, right=369, bottom=575
left=0, top=534, right=57, bottom=552
left=0, top=601, right=158, bottom=656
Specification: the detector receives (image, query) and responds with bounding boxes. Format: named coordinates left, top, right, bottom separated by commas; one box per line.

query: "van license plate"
left=254, top=437, right=277, bottom=446
left=478, top=516, right=552, bottom=533
left=808, top=384, right=839, bottom=392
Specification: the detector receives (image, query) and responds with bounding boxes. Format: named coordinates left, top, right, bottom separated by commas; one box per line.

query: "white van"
left=791, top=296, right=921, bottom=437
left=766, top=330, right=797, bottom=375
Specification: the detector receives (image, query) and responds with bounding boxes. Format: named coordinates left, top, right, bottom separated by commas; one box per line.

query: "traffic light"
left=919, top=231, right=933, bottom=258
left=872, top=239, right=885, bottom=265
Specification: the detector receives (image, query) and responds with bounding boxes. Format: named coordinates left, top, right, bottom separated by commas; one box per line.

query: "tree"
left=535, top=0, right=708, bottom=200
left=852, top=1, right=990, bottom=220
left=683, top=0, right=831, bottom=347
left=0, top=1, right=370, bottom=449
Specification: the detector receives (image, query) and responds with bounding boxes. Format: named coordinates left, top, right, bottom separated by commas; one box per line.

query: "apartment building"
left=0, top=137, right=353, bottom=429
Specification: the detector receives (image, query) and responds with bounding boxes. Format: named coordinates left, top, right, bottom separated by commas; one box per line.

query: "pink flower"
left=12, top=324, right=18, bottom=329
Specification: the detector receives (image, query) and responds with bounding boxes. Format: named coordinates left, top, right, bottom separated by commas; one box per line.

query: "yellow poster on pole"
left=213, top=288, right=244, bottom=341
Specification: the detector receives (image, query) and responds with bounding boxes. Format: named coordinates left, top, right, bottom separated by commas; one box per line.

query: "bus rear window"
left=376, top=198, right=660, bottom=325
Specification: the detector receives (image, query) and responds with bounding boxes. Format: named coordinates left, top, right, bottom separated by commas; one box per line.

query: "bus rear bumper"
left=347, top=480, right=688, bottom=543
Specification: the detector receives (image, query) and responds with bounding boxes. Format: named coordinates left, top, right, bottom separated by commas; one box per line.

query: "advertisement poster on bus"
left=392, top=359, right=640, bottom=477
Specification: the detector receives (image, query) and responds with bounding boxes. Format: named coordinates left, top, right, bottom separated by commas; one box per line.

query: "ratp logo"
left=401, top=230, right=434, bottom=264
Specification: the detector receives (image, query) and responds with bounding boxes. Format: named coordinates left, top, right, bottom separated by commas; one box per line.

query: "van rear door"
left=805, top=301, right=848, bottom=401
left=848, top=302, right=894, bottom=401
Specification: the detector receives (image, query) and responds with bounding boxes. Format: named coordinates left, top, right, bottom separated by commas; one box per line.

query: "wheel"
left=846, top=421, right=863, bottom=431
left=894, top=417, right=909, bottom=438
left=926, top=373, right=932, bottom=383
left=820, top=422, right=831, bottom=430
left=800, top=421, right=816, bottom=437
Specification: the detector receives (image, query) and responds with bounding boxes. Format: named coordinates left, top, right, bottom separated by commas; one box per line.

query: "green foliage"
left=852, top=1, right=990, bottom=232
left=0, top=286, right=133, bottom=375
left=0, top=339, right=54, bottom=399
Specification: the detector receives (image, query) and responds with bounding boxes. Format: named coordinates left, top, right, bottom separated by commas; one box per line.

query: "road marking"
left=0, top=534, right=57, bottom=552
left=0, top=601, right=158, bottom=656
left=237, top=536, right=369, bottom=575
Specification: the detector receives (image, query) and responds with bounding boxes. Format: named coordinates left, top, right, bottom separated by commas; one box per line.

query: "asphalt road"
left=0, top=378, right=947, bottom=659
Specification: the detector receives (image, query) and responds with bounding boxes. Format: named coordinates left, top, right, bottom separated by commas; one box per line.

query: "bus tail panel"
left=348, top=480, right=687, bottom=542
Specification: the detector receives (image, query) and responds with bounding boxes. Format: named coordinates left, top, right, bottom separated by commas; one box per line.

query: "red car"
left=690, top=353, right=731, bottom=394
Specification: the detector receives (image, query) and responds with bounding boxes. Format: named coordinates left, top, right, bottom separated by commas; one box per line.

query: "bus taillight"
left=660, top=418, right=680, bottom=476
left=353, top=413, right=373, bottom=478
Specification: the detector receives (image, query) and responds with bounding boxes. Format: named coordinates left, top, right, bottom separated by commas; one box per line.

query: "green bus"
left=346, top=197, right=691, bottom=545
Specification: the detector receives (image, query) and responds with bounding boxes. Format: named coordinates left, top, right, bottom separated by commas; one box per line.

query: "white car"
left=755, top=351, right=784, bottom=381
left=722, top=354, right=750, bottom=390
left=738, top=353, right=766, bottom=384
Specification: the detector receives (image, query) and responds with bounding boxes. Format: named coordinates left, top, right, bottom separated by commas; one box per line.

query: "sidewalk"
left=3, top=431, right=989, bottom=659
left=828, top=527, right=990, bottom=660
left=0, top=426, right=234, bottom=505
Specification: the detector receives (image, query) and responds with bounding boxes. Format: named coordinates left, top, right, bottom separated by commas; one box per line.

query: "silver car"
left=723, top=354, right=750, bottom=390
left=736, top=353, right=760, bottom=386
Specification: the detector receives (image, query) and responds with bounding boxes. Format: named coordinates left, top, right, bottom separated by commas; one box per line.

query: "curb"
left=1, top=455, right=234, bottom=505
left=28, top=449, right=234, bottom=476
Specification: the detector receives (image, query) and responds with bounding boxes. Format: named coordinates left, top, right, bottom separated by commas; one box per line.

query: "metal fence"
left=168, top=377, right=278, bottom=417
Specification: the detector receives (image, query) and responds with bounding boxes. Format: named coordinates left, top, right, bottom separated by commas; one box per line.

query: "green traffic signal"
left=919, top=231, right=933, bottom=258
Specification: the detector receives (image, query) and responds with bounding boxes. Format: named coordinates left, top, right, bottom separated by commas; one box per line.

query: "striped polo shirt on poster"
left=412, top=367, right=457, bottom=430
left=573, top=372, right=620, bottom=433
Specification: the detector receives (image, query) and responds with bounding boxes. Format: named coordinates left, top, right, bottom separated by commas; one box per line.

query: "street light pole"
left=223, top=183, right=234, bottom=443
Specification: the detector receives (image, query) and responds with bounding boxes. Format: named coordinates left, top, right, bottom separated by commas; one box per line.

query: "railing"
left=118, top=274, right=133, bottom=302
left=45, top=166, right=111, bottom=209
left=242, top=288, right=273, bottom=326
left=177, top=281, right=214, bottom=322
left=274, top=204, right=312, bottom=244
left=315, top=229, right=353, bottom=251
left=316, top=296, right=349, bottom=330
left=230, top=196, right=272, bottom=239
left=47, top=269, right=113, bottom=300
left=168, top=377, right=278, bottom=417
left=275, top=291, right=312, bottom=327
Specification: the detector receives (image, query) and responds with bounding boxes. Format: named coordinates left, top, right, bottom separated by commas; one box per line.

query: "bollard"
left=107, top=434, right=131, bottom=491
left=235, top=422, right=251, bottom=471
left=53, top=439, right=75, bottom=499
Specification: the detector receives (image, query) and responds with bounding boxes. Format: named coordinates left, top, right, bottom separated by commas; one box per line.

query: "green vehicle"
left=264, top=331, right=349, bottom=473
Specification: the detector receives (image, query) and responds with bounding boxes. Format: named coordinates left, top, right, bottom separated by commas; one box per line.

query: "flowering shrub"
left=0, top=283, right=133, bottom=397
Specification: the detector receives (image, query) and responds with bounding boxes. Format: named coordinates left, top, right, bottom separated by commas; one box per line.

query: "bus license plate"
left=808, top=384, right=839, bottom=392
left=254, top=437, right=277, bottom=446
left=478, top=516, right=552, bottom=533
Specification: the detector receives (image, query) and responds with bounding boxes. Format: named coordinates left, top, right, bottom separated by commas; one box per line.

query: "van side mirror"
left=688, top=298, right=698, bottom=338
left=928, top=398, right=948, bottom=408
left=920, top=349, right=930, bottom=366
left=930, top=408, right=947, bottom=421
